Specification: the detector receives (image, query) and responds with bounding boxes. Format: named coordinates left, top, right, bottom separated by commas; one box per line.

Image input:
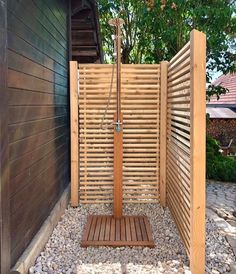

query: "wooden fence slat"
left=190, top=29, right=206, bottom=274
left=70, top=61, right=79, bottom=207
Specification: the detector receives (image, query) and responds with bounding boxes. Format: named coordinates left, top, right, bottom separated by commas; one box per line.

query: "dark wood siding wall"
left=0, top=1, right=11, bottom=273
left=7, top=0, right=70, bottom=266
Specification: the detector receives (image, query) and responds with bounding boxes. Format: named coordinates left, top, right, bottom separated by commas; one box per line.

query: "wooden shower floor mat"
left=81, top=215, right=155, bottom=247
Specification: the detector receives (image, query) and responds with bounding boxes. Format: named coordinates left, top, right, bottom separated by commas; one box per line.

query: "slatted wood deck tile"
left=81, top=215, right=155, bottom=247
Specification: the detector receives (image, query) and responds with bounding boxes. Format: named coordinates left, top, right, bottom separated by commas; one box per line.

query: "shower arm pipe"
left=116, top=20, right=121, bottom=123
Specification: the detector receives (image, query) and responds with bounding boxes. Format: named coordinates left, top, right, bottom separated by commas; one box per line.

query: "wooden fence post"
left=190, top=29, right=206, bottom=274
left=160, top=61, right=168, bottom=207
left=70, top=61, right=79, bottom=207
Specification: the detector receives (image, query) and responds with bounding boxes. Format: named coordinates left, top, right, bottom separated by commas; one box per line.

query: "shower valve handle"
left=113, top=120, right=122, bottom=132
left=113, top=120, right=122, bottom=125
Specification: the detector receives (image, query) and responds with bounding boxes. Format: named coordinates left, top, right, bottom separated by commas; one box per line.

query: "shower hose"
left=100, top=62, right=116, bottom=130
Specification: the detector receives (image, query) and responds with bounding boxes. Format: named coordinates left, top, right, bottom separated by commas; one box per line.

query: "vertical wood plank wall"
left=78, top=64, right=160, bottom=203
left=7, top=0, right=70, bottom=266
left=0, top=0, right=11, bottom=273
left=166, top=30, right=206, bottom=274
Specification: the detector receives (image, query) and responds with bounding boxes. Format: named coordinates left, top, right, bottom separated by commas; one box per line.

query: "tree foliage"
left=206, top=136, right=236, bottom=182
left=98, top=0, right=236, bottom=98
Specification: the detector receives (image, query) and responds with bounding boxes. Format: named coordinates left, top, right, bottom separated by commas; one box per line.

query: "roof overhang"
left=71, top=0, right=103, bottom=63
left=206, top=107, right=236, bottom=119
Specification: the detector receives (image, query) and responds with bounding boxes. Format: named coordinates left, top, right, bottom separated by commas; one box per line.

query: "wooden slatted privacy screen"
left=166, top=40, right=192, bottom=255
left=70, top=29, right=206, bottom=274
left=78, top=64, right=160, bottom=204
left=166, top=30, right=206, bottom=274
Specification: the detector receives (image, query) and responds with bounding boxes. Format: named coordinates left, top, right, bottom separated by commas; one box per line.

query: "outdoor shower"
left=101, top=18, right=127, bottom=218
left=80, top=18, right=155, bottom=247
left=108, top=18, right=124, bottom=218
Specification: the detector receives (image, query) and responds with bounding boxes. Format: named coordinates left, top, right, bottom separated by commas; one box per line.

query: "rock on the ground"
left=29, top=203, right=235, bottom=274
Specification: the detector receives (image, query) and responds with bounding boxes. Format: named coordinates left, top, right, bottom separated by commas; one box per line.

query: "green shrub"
left=206, top=136, right=236, bottom=182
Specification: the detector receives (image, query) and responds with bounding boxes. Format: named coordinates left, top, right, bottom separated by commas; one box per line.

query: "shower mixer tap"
left=113, top=120, right=122, bottom=132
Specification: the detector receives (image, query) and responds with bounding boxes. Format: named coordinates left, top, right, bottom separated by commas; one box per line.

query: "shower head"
left=108, top=18, right=124, bottom=27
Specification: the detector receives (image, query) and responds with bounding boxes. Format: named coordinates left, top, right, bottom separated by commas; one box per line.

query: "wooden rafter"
left=71, top=0, right=103, bottom=63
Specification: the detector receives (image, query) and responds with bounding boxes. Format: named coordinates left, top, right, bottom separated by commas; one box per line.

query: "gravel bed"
left=30, top=204, right=235, bottom=274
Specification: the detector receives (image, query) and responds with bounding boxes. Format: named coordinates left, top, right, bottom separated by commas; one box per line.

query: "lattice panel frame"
left=166, top=30, right=206, bottom=274
left=78, top=64, right=160, bottom=204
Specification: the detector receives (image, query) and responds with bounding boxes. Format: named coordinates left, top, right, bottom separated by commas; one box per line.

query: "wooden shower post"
left=190, top=29, right=206, bottom=274
left=112, top=18, right=124, bottom=218
left=113, top=113, right=123, bottom=218
left=160, top=61, right=168, bottom=207
left=70, top=61, right=79, bottom=207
